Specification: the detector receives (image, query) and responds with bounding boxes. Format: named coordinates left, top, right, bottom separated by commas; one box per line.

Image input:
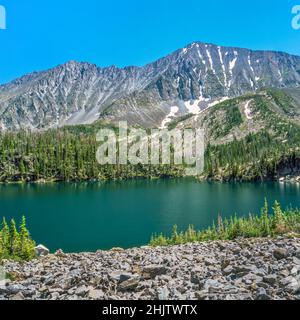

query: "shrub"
left=150, top=200, right=300, bottom=246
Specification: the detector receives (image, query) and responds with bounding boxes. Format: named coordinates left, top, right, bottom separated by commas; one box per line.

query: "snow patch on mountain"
left=228, top=51, right=238, bottom=88
left=160, top=106, right=179, bottom=129
left=218, top=46, right=228, bottom=88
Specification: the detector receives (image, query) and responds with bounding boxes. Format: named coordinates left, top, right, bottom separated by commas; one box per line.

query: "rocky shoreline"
left=278, top=174, right=300, bottom=184
left=1, top=237, right=300, bottom=300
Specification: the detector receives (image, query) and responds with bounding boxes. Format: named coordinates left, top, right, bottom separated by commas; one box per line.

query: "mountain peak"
left=1, top=43, right=300, bottom=130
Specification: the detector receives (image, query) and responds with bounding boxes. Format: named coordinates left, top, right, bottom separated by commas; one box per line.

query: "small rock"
left=204, top=258, right=216, bottom=266
left=234, top=265, right=256, bottom=274
left=230, top=246, right=241, bottom=254
left=157, top=287, right=170, bottom=300
left=43, top=275, right=55, bottom=286
left=195, top=290, right=208, bottom=300
left=221, top=258, right=231, bottom=269
left=6, top=284, right=26, bottom=295
left=190, top=267, right=203, bottom=284
left=51, top=292, right=60, bottom=299
left=256, top=288, right=271, bottom=300
left=263, top=275, right=277, bottom=286
left=39, top=286, right=48, bottom=293
left=204, top=279, right=222, bottom=293
left=120, top=273, right=134, bottom=282
left=55, top=249, right=65, bottom=257
left=88, top=289, right=105, bottom=300
left=223, top=265, right=234, bottom=275
left=35, top=244, right=50, bottom=257
left=273, top=248, right=288, bottom=260
left=217, top=242, right=227, bottom=250
left=291, top=266, right=300, bottom=276
left=118, top=277, right=140, bottom=292
left=281, top=276, right=300, bottom=294
left=142, top=265, right=169, bottom=279
left=109, top=271, right=134, bottom=282
left=293, top=257, right=300, bottom=265
left=10, top=292, right=25, bottom=300
left=75, top=285, right=89, bottom=297
left=279, top=270, right=290, bottom=277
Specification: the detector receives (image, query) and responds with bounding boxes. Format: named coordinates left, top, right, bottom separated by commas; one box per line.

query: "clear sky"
left=0, top=0, right=299, bottom=84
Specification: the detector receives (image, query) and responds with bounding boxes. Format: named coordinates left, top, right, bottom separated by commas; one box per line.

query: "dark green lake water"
left=0, top=179, right=300, bottom=252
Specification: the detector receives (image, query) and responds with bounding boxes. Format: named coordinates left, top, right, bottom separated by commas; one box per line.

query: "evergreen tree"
left=260, top=198, right=270, bottom=236
left=0, top=218, right=10, bottom=258
left=9, top=219, right=20, bottom=257
left=272, top=201, right=286, bottom=234
left=19, top=216, right=36, bottom=260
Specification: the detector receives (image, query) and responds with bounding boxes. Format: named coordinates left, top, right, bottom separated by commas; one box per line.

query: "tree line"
left=0, top=119, right=300, bottom=182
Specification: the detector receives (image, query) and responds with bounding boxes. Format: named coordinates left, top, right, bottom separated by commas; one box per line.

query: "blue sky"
left=0, top=0, right=299, bottom=84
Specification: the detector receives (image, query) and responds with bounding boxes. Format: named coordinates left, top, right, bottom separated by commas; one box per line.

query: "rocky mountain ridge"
left=1, top=42, right=300, bottom=130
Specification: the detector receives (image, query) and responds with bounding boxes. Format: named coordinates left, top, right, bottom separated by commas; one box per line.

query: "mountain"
left=171, top=88, right=300, bottom=143
left=1, top=42, right=300, bottom=130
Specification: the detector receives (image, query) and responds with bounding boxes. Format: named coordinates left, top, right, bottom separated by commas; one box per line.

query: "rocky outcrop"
left=1, top=237, right=300, bottom=300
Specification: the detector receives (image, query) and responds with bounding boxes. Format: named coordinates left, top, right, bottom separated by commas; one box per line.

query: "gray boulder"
left=35, top=245, right=50, bottom=257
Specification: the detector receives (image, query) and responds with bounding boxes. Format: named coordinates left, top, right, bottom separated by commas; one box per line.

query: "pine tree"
left=9, top=219, right=20, bottom=257
left=260, top=198, right=270, bottom=236
left=0, top=218, right=10, bottom=258
left=19, top=216, right=35, bottom=260
left=272, top=201, right=287, bottom=234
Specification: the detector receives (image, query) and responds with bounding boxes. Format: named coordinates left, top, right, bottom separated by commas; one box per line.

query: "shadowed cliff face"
left=1, top=42, right=300, bottom=130
left=277, top=157, right=300, bottom=176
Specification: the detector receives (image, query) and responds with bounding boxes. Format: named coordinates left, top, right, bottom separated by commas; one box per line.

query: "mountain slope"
left=169, top=87, right=300, bottom=144
left=1, top=42, right=300, bottom=130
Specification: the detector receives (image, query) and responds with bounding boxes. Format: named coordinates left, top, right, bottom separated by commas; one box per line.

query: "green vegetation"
left=267, top=89, right=295, bottom=116
left=0, top=216, right=36, bottom=261
left=168, top=114, right=194, bottom=130
left=204, top=90, right=300, bottom=181
left=204, top=95, right=252, bottom=139
left=205, top=130, right=300, bottom=181
left=0, top=89, right=300, bottom=183
left=0, top=128, right=184, bottom=182
left=223, top=105, right=243, bottom=136
left=150, top=201, right=300, bottom=246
